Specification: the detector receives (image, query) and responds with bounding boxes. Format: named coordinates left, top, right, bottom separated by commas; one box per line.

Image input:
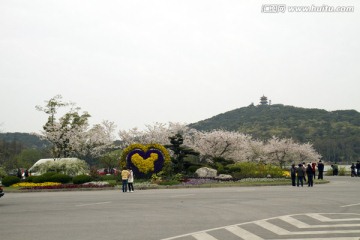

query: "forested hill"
left=0, top=132, right=50, bottom=149
left=189, top=104, right=360, bottom=163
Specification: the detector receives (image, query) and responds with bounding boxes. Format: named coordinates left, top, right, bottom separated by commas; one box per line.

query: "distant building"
left=259, top=95, right=269, bottom=105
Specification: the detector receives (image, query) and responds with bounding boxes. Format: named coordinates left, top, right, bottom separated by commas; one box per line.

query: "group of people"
left=350, top=161, right=360, bottom=177
left=331, top=161, right=360, bottom=177
left=16, top=168, right=29, bottom=179
left=290, top=160, right=325, bottom=187
left=120, top=167, right=135, bottom=193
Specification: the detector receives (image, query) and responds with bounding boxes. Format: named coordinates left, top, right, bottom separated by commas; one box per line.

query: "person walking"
left=296, top=164, right=305, bottom=187
left=331, top=163, right=339, bottom=176
left=290, top=164, right=297, bottom=187
left=24, top=169, right=29, bottom=178
left=127, top=167, right=134, bottom=192
left=311, top=162, right=316, bottom=179
left=350, top=163, right=356, bottom=177
left=306, top=164, right=314, bottom=187
left=121, top=167, right=130, bottom=193
left=317, top=160, right=324, bottom=180
left=16, top=168, right=22, bottom=179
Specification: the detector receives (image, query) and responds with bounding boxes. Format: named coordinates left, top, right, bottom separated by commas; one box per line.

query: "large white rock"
left=195, top=167, right=217, bottom=178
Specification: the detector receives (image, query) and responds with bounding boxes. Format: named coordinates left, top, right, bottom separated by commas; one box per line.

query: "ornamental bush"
left=228, top=162, right=285, bottom=179
left=33, top=172, right=57, bottom=183
left=100, top=175, right=116, bottom=181
left=50, top=173, right=72, bottom=184
left=31, top=159, right=89, bottom=176
left=2, top=176, right=21, bottom=187
left=72, top=174, right=92, bottom=184
left=23, top=176, right=37, bottom=183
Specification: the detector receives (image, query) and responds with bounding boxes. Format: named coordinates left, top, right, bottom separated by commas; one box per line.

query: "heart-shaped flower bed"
left=121, top=143, right=171, bottom=177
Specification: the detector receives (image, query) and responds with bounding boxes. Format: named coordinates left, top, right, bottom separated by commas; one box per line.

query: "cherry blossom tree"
left=188, top=130, right=250, bottom=162
left=263, top=137, right=321, bottom=167
left=36, top=95, right=116, bottom=160
left=118, top=122, right=191, bottom=147
left=293, top=142, right=322, bottom=164
left=263, top=137, right=295, bottom=167
left=75, top=120, right=116, bottom=159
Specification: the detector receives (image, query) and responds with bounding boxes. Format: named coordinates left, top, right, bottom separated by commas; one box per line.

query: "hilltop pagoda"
left=259, top=95, right=269, bottom=105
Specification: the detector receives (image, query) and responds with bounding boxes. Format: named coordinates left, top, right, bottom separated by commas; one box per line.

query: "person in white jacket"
left=127, top=167, right=134, bottom=192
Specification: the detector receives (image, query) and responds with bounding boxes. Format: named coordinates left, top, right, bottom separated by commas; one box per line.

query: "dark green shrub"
left=100, top=175, right=116, bottom=181
left=23, top=176, right=37, bottom=183
left=50, top=173, right=72, bottom=184
left=187, top=165, right=199, bottom=173
left=227, top=164, right=242, bottom=173
left=114, top=172, right=122, bottom=183
left=2, top=176, right=21, bottom=187
left=72, top=174, right=92, bottom=184
left=33, top=172, right=57, bottom=183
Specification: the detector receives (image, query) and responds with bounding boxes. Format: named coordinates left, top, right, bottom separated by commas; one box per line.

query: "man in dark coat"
left=317, top=160, right=324, bottom=179
left=296, top=164, right=305, bottom=187
left=306, top=164, right=314, bottom=187
left=290, top=164, right=297, bottom=186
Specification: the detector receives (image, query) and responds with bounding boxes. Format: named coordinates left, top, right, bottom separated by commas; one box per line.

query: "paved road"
left=0, top=176, right=359, bottom=240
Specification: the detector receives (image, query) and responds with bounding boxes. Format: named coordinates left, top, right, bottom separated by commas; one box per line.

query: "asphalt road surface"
left=1, top=176, right=359, bottom=240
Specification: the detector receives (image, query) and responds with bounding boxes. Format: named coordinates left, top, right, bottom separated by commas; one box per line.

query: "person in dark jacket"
left=16, top=168, right=22, bottom=179
left=311, top=162, right=316, bottom=179
left=306, top=164, right=314, bottom=187
left=356, top=161, right=360, bottom=177
left=350, top=163, right=356, bottom=177
left=317, top=160, right=324, bottom=179
left=290, top=164, right=297, bottom=186
left=296, top=164, right=305, bottom=187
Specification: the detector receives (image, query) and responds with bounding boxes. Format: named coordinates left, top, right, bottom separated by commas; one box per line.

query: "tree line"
left=2, top=95, right=353, bottom=175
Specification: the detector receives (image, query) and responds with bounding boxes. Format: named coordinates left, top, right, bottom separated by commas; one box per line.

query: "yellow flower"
left=283, top=171, right=291, bottom=177
left=131, top=153, right=158, bottom=174
left=11, top=182, right=61, bottom=187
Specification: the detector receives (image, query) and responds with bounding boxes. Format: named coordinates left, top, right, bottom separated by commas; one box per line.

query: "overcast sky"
left=1, top=0, right=359, bottom=135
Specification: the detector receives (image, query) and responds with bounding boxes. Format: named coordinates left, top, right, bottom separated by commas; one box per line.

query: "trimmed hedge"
left=2, top=176, right=21, bottom=187
left=72, top=174, right=92, bottom=184
left=33, top=172, right=58, bottom=183
left=50, top=173, right=72, bottom=184
left=23, top=176, right=38, bottom=183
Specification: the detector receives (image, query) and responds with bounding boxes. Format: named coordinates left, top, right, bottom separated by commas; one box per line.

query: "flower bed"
left=12, top=182, right=62, bottom=188
left=18, top=183, right=112, bottom=190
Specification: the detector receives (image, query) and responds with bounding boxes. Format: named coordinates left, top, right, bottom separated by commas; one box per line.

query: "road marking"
left=160, top=213, right=360, bottom=240
left=271, top=238, right=360, bottom=240
left=341, top=202, right=360, bottom=208
left=307, top=213, right=360, bottom=222
left=226, top=225, right=263, bottom=240
left=255, top=219, right=360, bottom=235
left=280, top=215, right=360, bottom=228
left=279, top=216, right=310, bottom=228
left=76, top=201, right=111, bottom=207
left=192, top=232, right=218, bottom=240
left=255, top=220, right=291, bottom=235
